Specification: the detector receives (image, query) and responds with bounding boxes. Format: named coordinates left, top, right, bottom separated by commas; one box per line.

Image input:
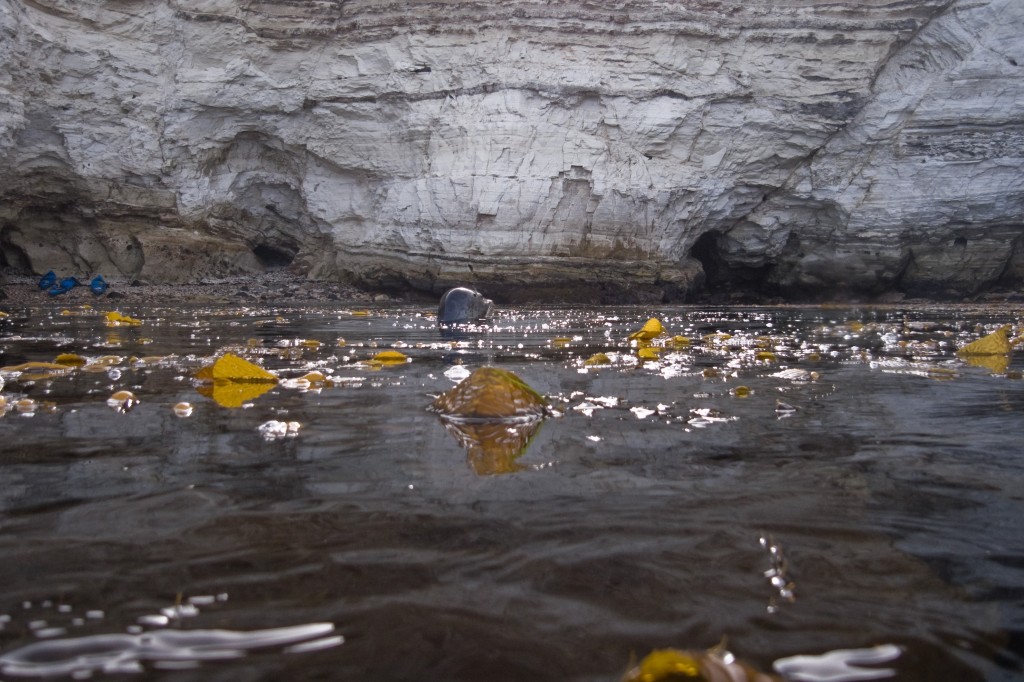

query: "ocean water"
left=0, top=302, right=1021, bottom=681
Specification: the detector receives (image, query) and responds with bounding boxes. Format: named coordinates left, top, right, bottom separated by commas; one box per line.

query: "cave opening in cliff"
left=252, top=243, right=296, bottom=269
left=691, top=230, right=773, bottom=300
left=0, top=231, right=32, bottom=274
left=691, top=231, right=725, bottom=284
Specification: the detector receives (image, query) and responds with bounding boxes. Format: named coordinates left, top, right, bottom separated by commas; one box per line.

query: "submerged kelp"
left=0, top=303, right=1020, bottom=680
left=622, top=646, right=779, bottom=682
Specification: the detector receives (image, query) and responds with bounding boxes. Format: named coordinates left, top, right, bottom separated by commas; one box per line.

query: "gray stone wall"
left=1, top=0, right=1021, bottom=300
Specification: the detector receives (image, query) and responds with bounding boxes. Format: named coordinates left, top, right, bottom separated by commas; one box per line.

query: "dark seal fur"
left=437, top=287, right=494, bottom=324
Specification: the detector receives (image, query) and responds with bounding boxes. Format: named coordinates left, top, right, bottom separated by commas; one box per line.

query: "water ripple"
left=0, top=622, right=340, bottom=677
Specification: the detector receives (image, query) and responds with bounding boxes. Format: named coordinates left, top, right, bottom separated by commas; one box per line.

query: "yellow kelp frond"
left=210, top=352, right=278, bottom=383
left=622, top=647, right=780, bottom=682
left=958, top=325, right=1012, bottom=356
left=584, top=352, right=612, bottom=366
left=2, top=361, right=70, bottom=373
left=193, top=353, right=278, bottom=408
left=1, top=361, right=76, bottom=380
left=105, top=311, right=142, bottom=326
left=54, top=353, right=88, bottom=367
left=372, top=350, right=408, bottom=365
left=106, top=390, right=138, bottom=412
left=623, top=649, right=702, bottom=681
left=629, top=318, right=664, bottom=341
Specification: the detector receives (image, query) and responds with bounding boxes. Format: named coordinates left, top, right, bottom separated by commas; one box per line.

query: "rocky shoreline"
left=2, top=267, right=1020, bottom=310
left=0, top=269, right=393, bottom=309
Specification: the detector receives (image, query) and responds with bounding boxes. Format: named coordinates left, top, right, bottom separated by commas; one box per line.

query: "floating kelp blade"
left=54, top=353, right=87, bottom=367
left=629, top=318, right=664, bottom=341
left=0, top=361, right=75, bottom=381
left=105, top=311, right=142, bottom=326
left=210, top=353, right=278, bottom=383
left=958, top=325, right=1011, bottom=356
left=430, top=367, right=547, bottom=421
left=195, top=353, right=278, bottom=408
left=1, top=361, right=72, bottom=373
left=369, top=350, right=409, bottom=366
left=622, top=647, right=778, bottom=682
left=107, top=390, right=138, bottom=413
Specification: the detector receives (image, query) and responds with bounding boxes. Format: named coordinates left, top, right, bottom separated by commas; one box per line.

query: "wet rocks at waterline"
left=429, top=366, right=548, bottom=422
left=430, top=366, right=551, bottom=474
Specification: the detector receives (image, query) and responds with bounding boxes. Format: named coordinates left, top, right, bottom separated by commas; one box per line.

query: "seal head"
left=437, top=287, right=494, bottom=324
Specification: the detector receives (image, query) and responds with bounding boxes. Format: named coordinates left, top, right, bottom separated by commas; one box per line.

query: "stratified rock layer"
left=0, top=0, right=1021, bottom=300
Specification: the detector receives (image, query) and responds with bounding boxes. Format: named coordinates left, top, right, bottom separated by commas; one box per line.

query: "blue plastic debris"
left=38, top=271, right=56, bottom=290
left=48, top=277, right=81, bottom=297
left=89, top=275, right=108, bottom=296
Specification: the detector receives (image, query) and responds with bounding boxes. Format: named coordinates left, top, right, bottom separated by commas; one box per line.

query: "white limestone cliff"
left=0, top=0, right=1021, bottom=301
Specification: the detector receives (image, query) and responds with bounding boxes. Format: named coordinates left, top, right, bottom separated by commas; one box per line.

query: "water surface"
left=0, top=303, right=1021, bottom=680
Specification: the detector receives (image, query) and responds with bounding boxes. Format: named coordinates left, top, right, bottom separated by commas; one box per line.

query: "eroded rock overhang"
left=0, top=0, right=1021, bottom=301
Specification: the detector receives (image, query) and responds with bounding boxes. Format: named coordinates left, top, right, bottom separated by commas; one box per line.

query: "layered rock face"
left=0, top=0, right=1021, bottom=301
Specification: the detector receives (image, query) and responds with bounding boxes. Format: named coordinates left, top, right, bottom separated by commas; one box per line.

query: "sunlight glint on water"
left=0, top=303, right=1021, bottom=680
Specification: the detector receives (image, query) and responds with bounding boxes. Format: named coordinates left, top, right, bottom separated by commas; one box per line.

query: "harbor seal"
left=437, top=287, right=494, bottom=324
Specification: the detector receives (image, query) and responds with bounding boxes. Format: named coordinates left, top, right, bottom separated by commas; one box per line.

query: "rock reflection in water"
left=439, top=418, right=545, bottom=475
left=430, top=365, right=551, bottom=474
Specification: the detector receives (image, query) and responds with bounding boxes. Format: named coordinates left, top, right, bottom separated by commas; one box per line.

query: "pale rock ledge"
left=0, top=0, right=1021, bottom=301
